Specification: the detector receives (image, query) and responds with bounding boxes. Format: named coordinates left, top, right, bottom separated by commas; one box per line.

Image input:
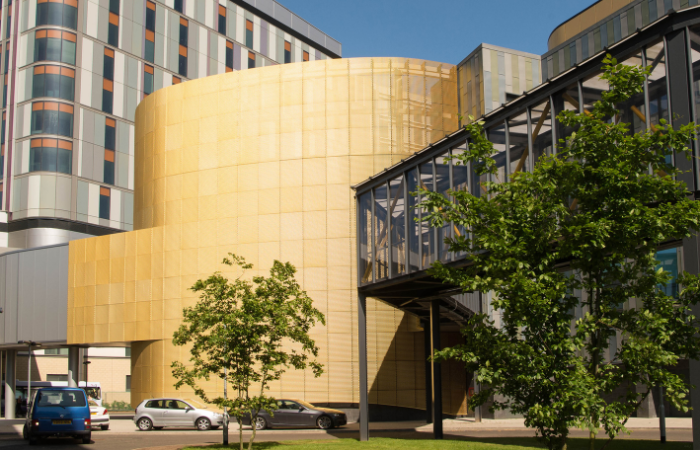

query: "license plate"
left=91, top=412, right=97, bottom=415
left=52, top=420, right=71, bottom=425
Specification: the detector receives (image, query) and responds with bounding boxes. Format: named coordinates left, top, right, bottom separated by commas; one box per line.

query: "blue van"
left=23, top=387, right=91, bottom=445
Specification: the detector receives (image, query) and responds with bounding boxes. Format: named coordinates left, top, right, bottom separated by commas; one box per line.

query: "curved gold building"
left=66, top=57, right=465, bottom=413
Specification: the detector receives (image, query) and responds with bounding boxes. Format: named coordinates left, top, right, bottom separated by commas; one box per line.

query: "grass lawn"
left=182, top=437, right=692, bottom=450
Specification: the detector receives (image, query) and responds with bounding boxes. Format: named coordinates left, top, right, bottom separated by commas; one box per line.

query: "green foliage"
left=102, top=400, right=130, bottom=411
left=171, top=254, right=325, bottom=450
left=419, top=55, right=700, bottom=450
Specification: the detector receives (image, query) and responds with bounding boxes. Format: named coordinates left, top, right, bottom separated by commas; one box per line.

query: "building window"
left=104, top=148, right=114, bottom=184
left=3, top=75, right=7, bottom=109
left=44, top=348, right=69, bottom=355
left=47, top=374, right=68, bottom=382
left=108, top=0, right=119, bottom=47
left=218, top=5, right=226, bottom=34
left=36, top=0, right=78, bottom=30
left=248, top=51, right=255, bottom=69
left=144, top=64, right=154, bottom=96
left=31, top=101, right=73, bottom=137
left=179, top=17, right=188, bottom=47
left=103, top=48, right=114, bottom=81
left=173, top=0, right=182, bottom=13
left=225, top=41, right=233, bottom=72
left=105, top=117, right=115, bottom=150
left=125, top=375, right=131, bottom=392
left=303, top=50, right=309, bottom=62
left=32, top=65, right=75, bottom=101
left=6, top=3, right=11, bottom=39
left=125, top=347, right=131, bottom=357
left=4, top=45, right=9, bottom=74
left=34, top=30, right=76, bottom=65
left=99, top=186, right=110, bottom=219
left=284, top=41, right=291, bottom=64
left=178, top=18, right=188, bottom=77
left=104, top=118, right=115, bottom=184
left=30, top=138, right=72, bottom=174
left=102, top=79, right=113, bottom=114
left=145, top=1, right=155, bottom=62
left=172, top=75, right=180, bottom=85
left=245, top=19, right=253, bottom=48
left=0, top=182, right=3, bottom=210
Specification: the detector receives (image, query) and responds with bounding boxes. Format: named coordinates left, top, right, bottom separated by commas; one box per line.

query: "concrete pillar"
left=67, top=347, right=80, bottom=388
left=4, top=350, right=15, bottom=420
left=430, top=301, right=443, bottom=439
left=357, top=293, right=369, bottom=442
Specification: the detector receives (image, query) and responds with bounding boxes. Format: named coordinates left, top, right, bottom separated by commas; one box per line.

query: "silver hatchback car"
left=134, top=399, right=223, bottom=431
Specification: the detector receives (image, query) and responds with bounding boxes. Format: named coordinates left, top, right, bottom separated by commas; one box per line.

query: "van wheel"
left=196, top=417, right=211, bottom=431
left=82, top=434, right=91, bottom=444
left=28, top=435, right=38, bottom=446
left=100, top=424, right=109, bottom=430
left=137, top=417, right=153, bottom=431
left=22, top=424, right=28, bottom=440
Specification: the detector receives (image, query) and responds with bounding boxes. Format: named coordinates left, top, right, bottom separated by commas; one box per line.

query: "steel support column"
left=4, top=351, right=15, bottom=420
left=358, top=292, right=369, bottom=442
left=68, top=347, right=80, bottom=388
left=430, top=301, right=443, bottom=439
left=423, top=321, right=432, bottom=424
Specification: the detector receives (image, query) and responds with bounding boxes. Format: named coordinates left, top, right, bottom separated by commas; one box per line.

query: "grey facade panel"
left=3, top=253, right=19, bottom=344
left=273, top=4, right=292, bottom=28
left=77, top=181, right=89, bottom=216
left=256, top=0, right=275, bottom=16
left=82, top=142, right=94, bottom=179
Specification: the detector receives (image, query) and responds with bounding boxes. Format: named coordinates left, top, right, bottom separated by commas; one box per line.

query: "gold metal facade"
left=548, top=0, right=634, bottom=49
left=67, top=57, right=465, bottom=413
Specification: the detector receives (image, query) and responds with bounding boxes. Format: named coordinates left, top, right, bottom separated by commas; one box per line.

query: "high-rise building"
left=0, top=0, right=341, bottom=252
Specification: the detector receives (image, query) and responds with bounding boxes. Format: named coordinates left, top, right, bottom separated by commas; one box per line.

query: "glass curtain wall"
left=488, top=121, right=508, bottom=183
left=508, top=111, right=529, bottom=176
left=436, top=153, right=451, bottom=262
left=420, top=161, right=435, bottom=268
left=531, top=100, right=553, bottom=161
left=407, top=168, right=420, bottom=272
left=359, top=192, right=372, bottom=285
left=452, top=142, right=469, bottom=257
left=616, top=52, right=647, bottom=134
left=374, top=184, right=389, bottom=281
left=390, top=175, right=406, bottom=276
left=553, top=82, right=580, bottom=149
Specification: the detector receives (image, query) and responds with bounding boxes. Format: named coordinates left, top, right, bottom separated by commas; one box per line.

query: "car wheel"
left=100, top=424, right=109, bottom=430
left=82, top=434, right=91, bottom=444
left=317, top=415, right=333, bottom=430
left=196, top=417, right=211, bottom=431
left=254, top=416, right=267, bottom=430
left=137, top=417, right=153, bottom=431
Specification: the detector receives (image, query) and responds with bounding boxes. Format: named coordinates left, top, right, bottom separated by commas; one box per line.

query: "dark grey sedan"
left=242, top=399, right=347, bottom=430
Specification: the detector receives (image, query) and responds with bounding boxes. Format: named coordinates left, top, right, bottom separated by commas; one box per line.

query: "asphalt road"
left=0, top=426, right=690, bottom=450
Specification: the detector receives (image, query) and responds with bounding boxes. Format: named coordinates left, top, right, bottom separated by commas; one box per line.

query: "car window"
left=166, top=400, right=189, bottom=410
left=285, top=401, right=301, bottom=410
left=146, top=400, right=164, bottom=408
left=36, top=390, right=86, bottom=407
left=176, top=401, right=189, bottom=409
left=88, top=400, right=98, bottom=407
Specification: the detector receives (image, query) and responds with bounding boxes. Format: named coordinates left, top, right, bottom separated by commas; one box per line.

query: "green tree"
left=171, top=254, right=325, bottom=450
left=419, top=56, right=700, bottom=450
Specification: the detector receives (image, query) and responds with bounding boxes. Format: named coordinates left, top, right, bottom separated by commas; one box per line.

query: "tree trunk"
left=589, top=430, right=595, bottom=450
left=238, top=417, right=243, bottom=450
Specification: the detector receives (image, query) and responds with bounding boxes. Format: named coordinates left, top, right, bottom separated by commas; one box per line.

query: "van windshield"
left=36, top=390, right=86, bottom=407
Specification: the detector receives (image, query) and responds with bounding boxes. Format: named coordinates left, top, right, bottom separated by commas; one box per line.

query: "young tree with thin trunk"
left=171, top=254, right=325, bottom=450
left=420, top=56, right=700, bottom=450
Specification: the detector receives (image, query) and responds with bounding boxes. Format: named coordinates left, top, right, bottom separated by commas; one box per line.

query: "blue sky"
left=281, top=0, right=597, bottom=64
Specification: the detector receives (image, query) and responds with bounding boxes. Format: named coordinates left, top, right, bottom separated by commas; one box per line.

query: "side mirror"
left=185, top=407, right=193, bottom=412
left=299, top=407, right=304, bottom=412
